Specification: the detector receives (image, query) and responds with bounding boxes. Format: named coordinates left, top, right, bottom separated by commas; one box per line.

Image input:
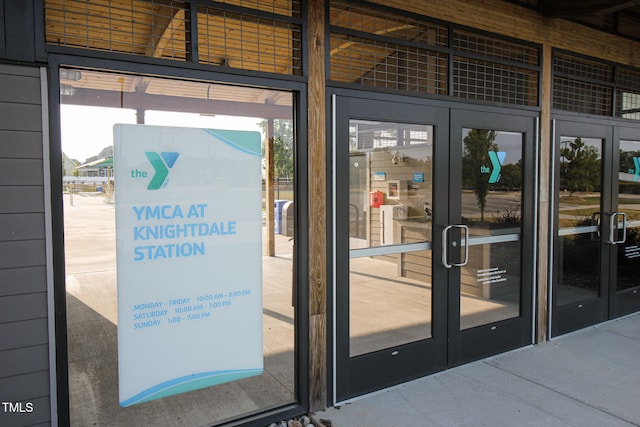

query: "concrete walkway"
left=313, top=312, right=640, bottom=427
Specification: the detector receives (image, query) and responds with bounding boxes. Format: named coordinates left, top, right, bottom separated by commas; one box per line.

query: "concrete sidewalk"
left=313, top=313, right=640, bottom=427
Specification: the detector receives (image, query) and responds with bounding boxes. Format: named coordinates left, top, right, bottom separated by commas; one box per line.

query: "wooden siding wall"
left=0, top=64, right=51, bottom=425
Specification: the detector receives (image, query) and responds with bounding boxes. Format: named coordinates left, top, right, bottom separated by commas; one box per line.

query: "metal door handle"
left=442, top=224, right=470, bottom=268
left=609, top=212, right=627, bottom=244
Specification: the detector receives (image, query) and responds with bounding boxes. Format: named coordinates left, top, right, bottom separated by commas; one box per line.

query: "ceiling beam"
left=61, top=88, right=293, bottom=120
left=541, top=0, right=640, bottom=17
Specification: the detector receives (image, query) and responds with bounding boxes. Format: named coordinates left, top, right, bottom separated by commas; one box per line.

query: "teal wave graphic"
left=204, top=129, right=261, bottom=157
left=120, top=368, right=263, bottom=407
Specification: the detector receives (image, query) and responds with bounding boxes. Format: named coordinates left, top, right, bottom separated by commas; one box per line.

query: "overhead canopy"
left=76, top=157, right=113, bottom=169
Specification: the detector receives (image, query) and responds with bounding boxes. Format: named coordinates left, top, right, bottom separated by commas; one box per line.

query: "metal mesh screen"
left=330, top=33, right=447, bottom=95
left=213, top=0, right=301, bottom=18
left=45, top=0, right=190, bottom=60
left=553, top=52, right=614, bottom=83
left=616, top=67, right=640, bottom=89
left=329, top=1, right=540, bottom=106
left=45, top=0, right=302, bottom=76
left=453, top=56, right=538, bottom=106
left=452, top=29, right=539, bottom=66
left=616, top=68, right=640, bottom=119
left=553, top=76, right=612, bottom=116
left=617, top=89, right=640, bottom=119
left=197, top=6, right=302, bottom=75
left=330, top=0, right=448, bottom=47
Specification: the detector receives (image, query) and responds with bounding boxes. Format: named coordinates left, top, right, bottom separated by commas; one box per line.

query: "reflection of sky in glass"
left=620, top=140, right=640, bottom=153
left=462, top=129, right=523, bottom=165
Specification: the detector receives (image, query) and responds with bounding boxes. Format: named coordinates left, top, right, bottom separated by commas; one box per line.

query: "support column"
left=307, top=0, right=327, bottom=412
left=266, top=119, right=275, bottom=257
left=537, top=44, right=553, bottom=343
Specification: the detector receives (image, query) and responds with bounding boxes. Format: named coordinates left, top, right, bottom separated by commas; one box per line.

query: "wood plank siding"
left=0, top=63, right=50, bottom=426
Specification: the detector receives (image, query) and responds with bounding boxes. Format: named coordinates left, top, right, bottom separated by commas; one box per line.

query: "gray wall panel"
left=0, top=187, right=44, bottom=213
left=0, top=63, right=50, bottom=426
left=0, top=102, right=42, bottom=131
left=0, top=130, right=43, bottom=159
left=0, top=371, right=49, bottom=402
left=0, top=240, right=46, bottom=269
left=0, top=345, right=49, bottom=378
left=0, top=213, right=45, bottom=241
left=0, top=318, right=48, bottom=351
left=0, top=267, right=46, bottom=296
left=0, top=74, right=41, bottom=104
left=0, top=293, right=47, bottom=323
left=0, top=64, right=40, bottom=78
left=0, top=158, right=44, bottom=185
left=0, top=396, right=51, bottom=427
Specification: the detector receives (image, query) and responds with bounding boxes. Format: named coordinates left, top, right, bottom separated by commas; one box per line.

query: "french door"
left=333, top=95, right=535, bottom=402
left=552, top=119, right=640, bottom=336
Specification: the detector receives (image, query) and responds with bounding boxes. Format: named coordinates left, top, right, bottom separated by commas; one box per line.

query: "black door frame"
left=332, top=94, right=449, bottom=402
left=330, top=89, right=537, bottom=403
left=449, top=108, right=536, bottom=367
left=551, top=115, right=640, bottom=337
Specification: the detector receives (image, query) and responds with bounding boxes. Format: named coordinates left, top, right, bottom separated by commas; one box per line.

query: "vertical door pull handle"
left=442, top=224, right=469, bottom=268
left=609, top=212, right=627, bottom=244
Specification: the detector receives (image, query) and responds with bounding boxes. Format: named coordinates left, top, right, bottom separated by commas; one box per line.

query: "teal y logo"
left=630, top=157, right=640, bottom=182
left=145, top=152, right=179, bottom=190
left=486, top=151, right=506, bottom=184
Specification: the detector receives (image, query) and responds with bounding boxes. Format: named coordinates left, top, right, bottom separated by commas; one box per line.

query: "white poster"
left=114, top=124, right=263, bottom=407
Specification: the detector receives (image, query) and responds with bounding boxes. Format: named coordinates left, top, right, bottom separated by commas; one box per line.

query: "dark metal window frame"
left=327, top=0, right=542, bottom=109
left=47, top=53, right=310, bottom=427
left=552, top=48, right=640, bottom=119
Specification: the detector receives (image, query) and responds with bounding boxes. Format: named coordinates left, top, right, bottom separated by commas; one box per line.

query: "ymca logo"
left=629, top=157, right=640, bottom=182
left=130, top=152, right=180, bottom=190
left=480, top=151, right=507, bottom=184
left=146, top=152, right=179, bottom=190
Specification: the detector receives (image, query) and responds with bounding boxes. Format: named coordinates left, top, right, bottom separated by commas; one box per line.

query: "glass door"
left=333, top=96, right=449, bottom=402
left=552, top=121, right=640, bottom=335
left=333, top=96, right=536, bottom=402
left=610, top=127, right=640, bottom=316
left=448, top=110, right=535, bottom=366
left=551, top=120, right=610, bottom=335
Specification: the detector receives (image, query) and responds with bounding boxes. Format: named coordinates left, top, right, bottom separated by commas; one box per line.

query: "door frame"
left=550, top=114, right=640, bottom=336
left=449, top=108, right=537, bottom=367
left=331, top=93, right=450, bottom=403
left=610, top=125, right=640, bottom=317
left=330, top=89, right=539, bottom=403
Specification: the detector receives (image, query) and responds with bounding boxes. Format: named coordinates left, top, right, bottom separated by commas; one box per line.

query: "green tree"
left=560, top=137, right=601, bottom=195
left=463, top=129, right=497, bottom=221
left=260, top=119, right=294, bottom=180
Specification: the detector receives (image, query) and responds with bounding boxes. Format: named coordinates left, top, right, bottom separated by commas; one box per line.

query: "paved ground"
left=313, top=312, right=640, bottom=427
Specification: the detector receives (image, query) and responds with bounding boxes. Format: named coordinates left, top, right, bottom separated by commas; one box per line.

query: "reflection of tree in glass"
left=560, top=137, right=600, bottom=196
left=260, top=119, right=294, bottom=180
left=495, top=160, right=522, bottom=191
left=463, top=129, right=497, bottom=221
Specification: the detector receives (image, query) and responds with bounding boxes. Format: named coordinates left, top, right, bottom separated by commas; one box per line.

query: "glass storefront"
left=60, top=68, right=296, bottom=425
